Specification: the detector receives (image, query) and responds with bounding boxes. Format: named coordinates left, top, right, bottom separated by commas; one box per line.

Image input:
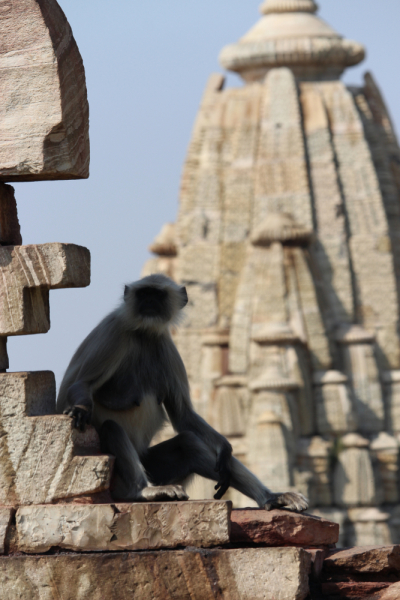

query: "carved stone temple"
left=3, top=2, right=400, bottom=597
left=143, top=0, right=400, bottom=547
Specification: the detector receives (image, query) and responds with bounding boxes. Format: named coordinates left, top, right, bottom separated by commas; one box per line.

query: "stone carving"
left=219, top=0, right=365, bottom=82
left=297, top=437, right=332, bottom=507
left=383, top=371, right=400, bottom=433
left=347, top=508, right=392, bottom=547
left=141, top=0, right=400, bottom=547
left=0, top=0, right=89, bottom=181
left=370, top=433, right=399, bottom=504
left=333, top=434, right=376, bottom=508
left=313, top=371, right=357, bottom=435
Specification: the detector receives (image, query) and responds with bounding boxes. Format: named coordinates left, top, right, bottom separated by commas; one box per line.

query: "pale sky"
left=10, top=0, right=400, bottom=390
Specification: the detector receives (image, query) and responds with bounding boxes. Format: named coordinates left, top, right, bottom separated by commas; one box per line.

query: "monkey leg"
left=142, top=431, right=308, bottom=512
left=99, top=420, right=149, bottom=500
left=99, top=420, right=187, bottom=502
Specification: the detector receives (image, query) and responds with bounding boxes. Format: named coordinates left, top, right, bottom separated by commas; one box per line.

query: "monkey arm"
left=57, top=314, right=126, bottom=429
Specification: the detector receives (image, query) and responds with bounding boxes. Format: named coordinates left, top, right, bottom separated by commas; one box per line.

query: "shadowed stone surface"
left=0, top=548, right=312, bottom=600
left=0, top=183, right=22, bottom=246
left=0, top=0, right=89, bottom=181
left=0, top=372, right=113, bottom=505
left=321, top=581, right=391, bottom=597
left=0, top=508, right=13, bottom=554
left=15, top=501, right=231, bottom=553
left=230, top=509, right=339, bottom=546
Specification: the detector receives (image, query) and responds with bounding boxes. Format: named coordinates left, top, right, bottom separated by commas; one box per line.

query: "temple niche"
left=143, top=0, right=400, bottom=546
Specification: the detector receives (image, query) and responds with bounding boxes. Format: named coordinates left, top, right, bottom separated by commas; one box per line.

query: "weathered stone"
left=0, top=183, right=22, bottom=245
left=230, top=509, right=339, bottom=547
left=0, top=508, right=13, bottom=554
left=0, top=0, right=89, bottom=181
left=0, top=372, right=112, bottom=505
left=373, top=582, right=400, bottom=600
left=15, top=501, right=231, bottom=553
left=324, top=546, right=400, bottom=575
left=0, top=548, right=312, bottom=600
left=0, top=243, right=90, bottom=336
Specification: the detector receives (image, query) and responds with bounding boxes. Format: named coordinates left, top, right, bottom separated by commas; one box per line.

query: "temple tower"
left=143, top=0, right=400, bottom=546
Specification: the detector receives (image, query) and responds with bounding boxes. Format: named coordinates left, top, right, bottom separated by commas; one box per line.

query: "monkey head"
left=122, top=274, right=188, bottom=331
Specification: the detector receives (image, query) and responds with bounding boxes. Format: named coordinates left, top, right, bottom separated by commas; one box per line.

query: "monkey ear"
left=180, top=286, right=188, bottom=308
left=124, top=285, right=129, bottom=300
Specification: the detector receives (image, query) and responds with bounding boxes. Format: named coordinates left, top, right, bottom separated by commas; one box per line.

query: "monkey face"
left=135, top=286, right=170, bottom=319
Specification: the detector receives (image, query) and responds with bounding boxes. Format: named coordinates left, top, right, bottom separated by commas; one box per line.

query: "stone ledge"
left=230, top=509, right=339, bottom=547
left=0, top=548, right=312, bottom=600
left=15, top=501, right=231, bottom=553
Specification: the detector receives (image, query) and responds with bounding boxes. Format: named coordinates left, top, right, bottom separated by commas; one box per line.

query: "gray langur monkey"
left=57, top=274, right=308, bottom=510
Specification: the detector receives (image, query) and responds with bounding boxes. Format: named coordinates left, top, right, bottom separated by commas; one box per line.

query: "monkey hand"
left=63, top=404, right=92, bottom=432
left=264, top=491, right=308, bottom=513
left=214, top=441, right=232, bottom=500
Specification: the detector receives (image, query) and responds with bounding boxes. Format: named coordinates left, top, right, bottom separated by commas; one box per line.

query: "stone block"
left=0, top=548, right=312, bottom=600
left=323, top=546, right=400, bottom=575
left=230, top=509, right=339, bottom=547
left=0, top=0, right=89, bottom=181
left=0, top=243, right=90, bottom=335
left=15, top=501, right=231, bottom=553
left=0, top=183, right=22, bottom=245
left=0, top=372, right=112, bottom=505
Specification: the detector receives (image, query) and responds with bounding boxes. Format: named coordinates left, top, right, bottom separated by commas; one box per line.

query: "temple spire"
left=219, top=1, right=364, bottom=82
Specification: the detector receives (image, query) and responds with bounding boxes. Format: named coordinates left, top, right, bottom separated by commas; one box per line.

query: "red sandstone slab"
left=230, top=509, right=339, bottom=547
left=324, top=546, right=400, bottom=575
left=321, top=581, right=390, bottom=598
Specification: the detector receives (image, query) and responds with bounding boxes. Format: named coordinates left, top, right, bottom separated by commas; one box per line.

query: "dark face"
left=135, top=286, right=170, bottom=319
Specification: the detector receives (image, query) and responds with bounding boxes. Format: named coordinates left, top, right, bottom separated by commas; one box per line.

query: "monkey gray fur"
left=57, top=274, right=308, bottom=510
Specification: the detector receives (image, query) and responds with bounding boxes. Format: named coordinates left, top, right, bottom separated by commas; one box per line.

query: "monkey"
left=57, top=274, right=308, bottom=511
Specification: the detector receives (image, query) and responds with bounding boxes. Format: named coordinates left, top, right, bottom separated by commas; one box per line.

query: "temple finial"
left=219, top=0, right=364, bottom=82
left=259, top=0, right=318, bottom=14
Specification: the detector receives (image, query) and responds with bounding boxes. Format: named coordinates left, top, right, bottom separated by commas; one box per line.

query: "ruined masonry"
left=1, top=1, right=400, bottom=599
left=0, top=2, right=343, bottom=599
left=143, top=0, right=400, bottom=547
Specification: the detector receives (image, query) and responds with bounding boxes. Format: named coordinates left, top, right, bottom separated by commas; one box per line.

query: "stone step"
left=0, top=547, right=312, bottom=600
left=15, top=500, right=231, bottom=553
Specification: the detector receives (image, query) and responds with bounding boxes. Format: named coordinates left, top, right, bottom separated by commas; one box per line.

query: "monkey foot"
left=140, top=485, right=189, bottom=502
left=264, top=491, right=308, bottom=513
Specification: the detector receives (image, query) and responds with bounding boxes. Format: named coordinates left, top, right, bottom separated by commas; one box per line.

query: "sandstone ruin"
left=143, top=0, right=400, bottom=548
left=0, top=0, right=400, bottom=598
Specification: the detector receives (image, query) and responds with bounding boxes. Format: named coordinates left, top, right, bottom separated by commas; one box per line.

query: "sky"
left=10, top=0, right=400, bottom=390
